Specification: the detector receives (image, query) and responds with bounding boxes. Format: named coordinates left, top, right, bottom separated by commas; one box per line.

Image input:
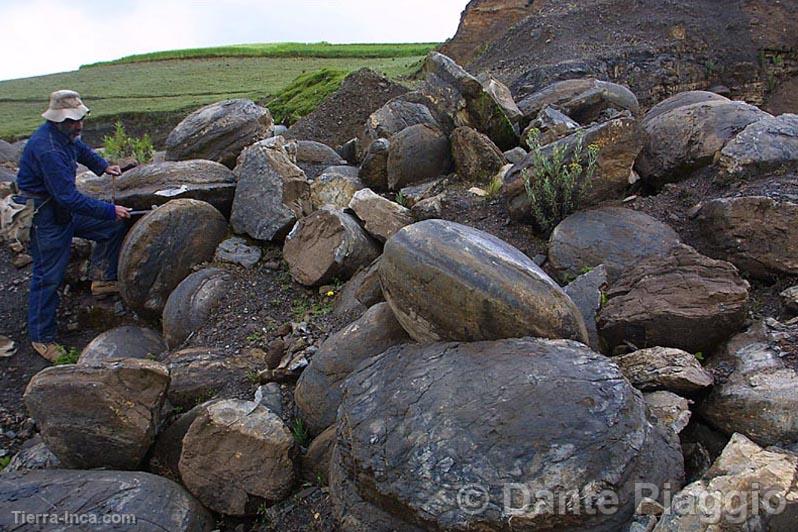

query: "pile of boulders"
left=4, top=49, right=798, bottom=531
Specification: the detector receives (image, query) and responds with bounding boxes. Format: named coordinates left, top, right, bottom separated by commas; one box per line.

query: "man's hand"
left=105, top=165, right=122, bottom=177
left=114, top=205, right=132, bottom=220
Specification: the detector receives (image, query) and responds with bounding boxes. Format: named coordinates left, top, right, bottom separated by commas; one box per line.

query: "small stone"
left=266, top=339, right=286, bottom=369
left=781, top=286, right=798, bottom=314
left=276, top=323, right=292, bottom=337
left=12, top=254, right=32, bottom=268
left=215, top=237, right=262, bottom=268
left=254, top=383, right=283, bottom=416
left=635, top=497, right=664, bottom=516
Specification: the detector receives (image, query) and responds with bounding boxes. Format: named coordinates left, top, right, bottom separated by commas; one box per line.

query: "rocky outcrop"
left=0, top=470, right=214, bottom=531
left=635, top=97, right=772, bottom=187
left=294, top=302, right=409, bottom=436
left=283, top=207, right=381, bottom=286
left=616, top=347, right=714, bottom=393
left=386, top=123, right=451, bottom=190
left=23, top=359, right=169, bottom=469
left=347, top=188, right=413, bottom=242
left=654, top=433, right=798, bottom=531
left=693, top=195, right=798, bottom=279
left=380, top=220, right=588, bottom=343
left=331, top=337, right=684, bottom=531
left=699, top=319, right=798, bottom=446
left=78, top=326, right=167, bottom=365
left=598, top=244, right=749, bottom=353
left=450, top=126, right=505, bottom=182
left=548, top=207, right=681, bottom=283
left=162, top=268, right=233, bottom=349
left=505, top=115, right=643, bottom=217
left=230, top=137, right=312, bottom=242
left=165, top=99, right=273, bottom=168
left=179, top=399, right=297, bottom=515
left=77, top=160, right=237, bottom=216
left=118, top=199, right=227, bottom=319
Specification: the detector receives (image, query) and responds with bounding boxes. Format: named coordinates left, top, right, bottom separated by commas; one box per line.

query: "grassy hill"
left=0, top=43, right=435, bottom=142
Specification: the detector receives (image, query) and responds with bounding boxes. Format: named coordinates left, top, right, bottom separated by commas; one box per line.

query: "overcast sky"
left=0, top=0, right=467, bottom=81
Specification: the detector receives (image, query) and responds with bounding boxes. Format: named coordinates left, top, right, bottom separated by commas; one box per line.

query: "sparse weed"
left=245, top=369, right=260, bottom=384
left=694, top=351, right=705, bottom=362
left=291, top=418, right=310, bottom=447
left=0, top=456, right=10, bottom=470
left=54, top=346, right=80, bottom=365
left=522, top=128, right=599, bottom=235
left=102, top=121, right=154, bottom=163
left=394, top=190, right=408, bottom=207
left=484, top=175, right=504, bottom=200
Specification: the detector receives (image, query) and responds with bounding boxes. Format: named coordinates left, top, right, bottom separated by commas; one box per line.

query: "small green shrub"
left=484, top=175, right=504, bottom=199
left=267, top=68, right=346, bottom=125
left=394, top=190, right=408, bottom=207
left=54, top=346, right=80, bottom=365
left=102, top=121, right=154, bottom=163
left=291, top=418, right=310, bottom=447
left=0, top=456, right=10, bottom=469
left=521, top=128, right=599, bottom=235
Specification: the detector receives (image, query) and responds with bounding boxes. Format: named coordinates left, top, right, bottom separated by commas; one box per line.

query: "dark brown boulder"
left=283, top=207, right=381, bottom=287
left=162, top=268, right=233, bottom=349
left=386, top=123, right=452, bottom=190
left=77, top=160, right=237, bottom=216
left=357, top=99, right=440, bottom=157
left=547, top=207, right=681, bottom=283
left=78, top=326, right=167, bottom=365
left=331, top=337, right=684, bottom=531
left=162, top=348, right=256, bottom=409
left=294, top=302, right=409, bottom=436
left=165, top=99, right=273, bottom=168
left=294, top=140, right=347, bottom=179
left=450, top=126, right=506, bottom=182
left=118, top=199, right=228, bottom=320
left=380, top=219, right=588, bottom=343
left=598, top=244, right=750, bottom=353
left=693, top=195, right=798, bottom=279
left=358, top=138, right=390, bottom=190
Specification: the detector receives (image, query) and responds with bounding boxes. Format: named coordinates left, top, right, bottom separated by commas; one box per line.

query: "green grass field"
left=0, top=43, right=434, bottom=141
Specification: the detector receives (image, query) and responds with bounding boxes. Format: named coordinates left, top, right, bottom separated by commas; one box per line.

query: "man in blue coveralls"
left=15, top=90, right=132, bottom=362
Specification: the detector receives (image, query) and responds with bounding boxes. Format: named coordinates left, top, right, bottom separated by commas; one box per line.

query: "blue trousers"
left=26, top=199, right=127, bottom=343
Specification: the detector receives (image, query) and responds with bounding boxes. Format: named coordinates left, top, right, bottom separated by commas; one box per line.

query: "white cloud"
left=0, top=0, right=465, bottom=81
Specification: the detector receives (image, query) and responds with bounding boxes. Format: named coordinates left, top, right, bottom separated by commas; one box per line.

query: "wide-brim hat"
left=41, top=89, right=90, bottom=122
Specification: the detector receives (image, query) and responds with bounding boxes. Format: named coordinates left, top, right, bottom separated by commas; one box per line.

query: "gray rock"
left=0, top=139, right=17, bottom=164
left=332, top=258, right=384, bottom=318
left=331, top=337, right=684, bottom=531
left=635, top=97, right=772, bottom=187
left=559, top=80, right=640, bottom=124
left=653, top=433, right=798, bottom=531
left=0, top=470, right=214, bottom=531
left=23, top=359, right=169, bottom=469
left=310, top=165, right=363, bottom=209
left=347, top=188, right=413, bottom=242
left=522, top=105, right=581, bottom=147
left=386, top=123, right=451, bottom=190
left=254, top=383, right=283, bottom=416
left=358, top=99, right=440, bottom=155
left=215, top=236, right=261, bottom=268
left=166, top=98, right=273, bottom=168
left=641, top=90, right=732, bottom=126
left=450, top=126, right=506, bottom=183
left=598, top=244, right=750, bottom=354
left=548, top=207, right=681, bottom=283
left=230, top=137, right=312, bottom=242
left=694, top=195, right=798, bottom=279
left=645, top=391, right=692, bottom=435
left=479, top=74, right=523, bottom=127
left=302, top=425, right=335, bottom=486
left=781, top=285, right=798, bottom=314
left=273, top=124, right=288, bottom=137
left=358, top=138, right=390, bottom=190
left=517, top=78, right=604, bottom=120
left=3, top=435, right=60, bottom=471
left=179, top=399, right=297, bottom=515
left=118, top=199, right=227, bottom=319
left=78, top=326, right=166, bottom=365
left=617, top=347, right=714, bottom=393
left=398, top=177, right=448, bottom=207
left=718, top=114, right=798, bottom=179
left=283, top=207, right=381, bottom=286
left=162, top=268, right=233, bottom=349
left=77, top=160, right=237, bottom=216
left=294, top=302, right=409, bottom=436
left=294, top=140, right=346, bottom=179
left=380, top=219, right=589, bottom=343
left=564, top=264, right=609, bottom=351
left=700, top=319, right=798, bottom=446
left=505, top=115, right=643, bottom=216
left=503, top=146, right=527, bottom=165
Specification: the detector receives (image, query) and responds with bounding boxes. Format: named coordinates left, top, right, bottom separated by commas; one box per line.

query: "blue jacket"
left=16, top=121, right=115, bottom=220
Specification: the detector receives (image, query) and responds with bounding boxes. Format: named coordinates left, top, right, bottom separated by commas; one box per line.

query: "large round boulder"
left=165, top=99, right=273, bottom=168
left=294, top=302, right=409, bottom=436
left=162, top=267, right=233, bottom=349
left=283, top=207, right=381, bottom=286
left=294, top=139, right=346, bottom=179
left=380, top=220, right=589, bottom=343
left=386, top=123, right=452, bottom=190
left=179, top=399, right=297, bottom=515
left=598, top=244, right=750, bottom=353
left=635, top=96, right=771, bottom=187
left=23, top=359, right=170, bottom=469
left=0, top=470, right=214, bottom=531
left=358, top=99, right=440, bottom=155
left=331, top=337, right=684, bottom=531
left=358, top=138, right=390, bottom=190
left=78, top=326, right=167, bottom=365
left=548, top=207, right=681, bottom=283
left=77, top=160, right=237, bottom=216
left=118, top=199, right=228, bottom=319
left=718, top=114, right=798, bottom=179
